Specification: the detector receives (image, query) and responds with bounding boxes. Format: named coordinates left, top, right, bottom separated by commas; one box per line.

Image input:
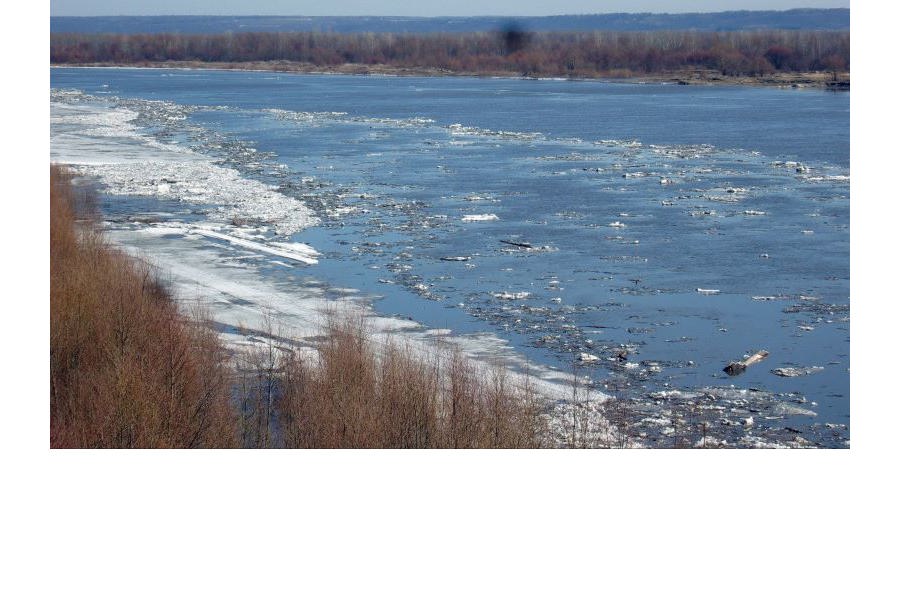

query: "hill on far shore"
left=51, top=9, right=850, bottom=35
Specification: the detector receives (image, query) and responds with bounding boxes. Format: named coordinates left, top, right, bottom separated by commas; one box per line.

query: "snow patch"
left=51, top=99, right=318, bottom=236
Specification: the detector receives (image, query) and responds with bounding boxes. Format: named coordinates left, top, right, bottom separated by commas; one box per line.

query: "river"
left=50, top=67, right=850, bottom=447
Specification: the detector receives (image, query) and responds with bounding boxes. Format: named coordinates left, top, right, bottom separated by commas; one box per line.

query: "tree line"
left=51, top=29, right=849, bottom=77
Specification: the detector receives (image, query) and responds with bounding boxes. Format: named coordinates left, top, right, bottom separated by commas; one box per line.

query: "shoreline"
left=51, top=164, right=573, bottom=448
left=51, top=61, right=850, bottom=89
left=49, top=97, right=600, bottom=432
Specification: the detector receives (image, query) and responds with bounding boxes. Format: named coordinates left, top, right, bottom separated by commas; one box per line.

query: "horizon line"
left=51, top=8, right=851, bottom=19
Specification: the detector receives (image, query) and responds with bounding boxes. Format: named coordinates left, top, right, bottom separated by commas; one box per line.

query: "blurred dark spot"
left=498, top=21, right=532, bottom=55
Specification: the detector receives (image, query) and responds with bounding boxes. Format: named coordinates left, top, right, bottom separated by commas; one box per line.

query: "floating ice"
left=265, top=107, right=435, bottom=129
left=464, top=193, right=495, bottom=202
left=448, top=123, right=542, bottom=141
left=51, top=99, right=319, bottom=236
left=145, top=223, right=321, bottom=265
left=772, top=366, right=824, bottom=377
left=492, top=291, right=532, bottom=300
left=462, top=214, right=499, bottom=222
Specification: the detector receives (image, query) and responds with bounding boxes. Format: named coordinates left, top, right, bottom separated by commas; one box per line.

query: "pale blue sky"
left=50, top=1, right=850, bottom=17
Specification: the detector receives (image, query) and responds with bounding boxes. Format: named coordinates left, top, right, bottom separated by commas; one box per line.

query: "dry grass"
left=239, top=312, right=549, bottom=449
left=50, top=165, right=238, bottom=448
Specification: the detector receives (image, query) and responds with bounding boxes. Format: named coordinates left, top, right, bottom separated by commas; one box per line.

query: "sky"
left=50, top=1, right=850, bottom=17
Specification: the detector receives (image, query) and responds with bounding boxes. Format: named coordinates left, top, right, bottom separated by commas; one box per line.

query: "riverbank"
left=50, top=165, right=239, bottom=448
left=51, top=164, right=597, bottom=448
left=51, top=61, right=850, bottom=89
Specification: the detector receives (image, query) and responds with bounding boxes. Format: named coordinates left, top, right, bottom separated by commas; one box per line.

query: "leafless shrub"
left=265, top=315, right=546, bottom=448
left=51, top=165, right=554, bottom=449
left=50, top=165, right=238, bottom=448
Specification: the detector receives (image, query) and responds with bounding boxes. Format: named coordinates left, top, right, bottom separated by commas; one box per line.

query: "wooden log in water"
left=500, top=239, right=533, bottom=249
left=723, top=350, right=770, bottom=376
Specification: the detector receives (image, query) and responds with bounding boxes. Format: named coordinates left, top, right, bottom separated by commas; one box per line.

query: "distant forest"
left=50, top=9, right=850, bottom=34
left=51, top=30, right=849, bottom=78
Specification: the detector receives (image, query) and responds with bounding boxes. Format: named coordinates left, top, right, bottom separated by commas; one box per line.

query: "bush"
left=50, top=166, right=238, bottom=448
left=51, top=166, right=549, bottom=449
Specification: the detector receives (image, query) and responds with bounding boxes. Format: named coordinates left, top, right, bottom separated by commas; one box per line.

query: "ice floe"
left=462, top=214, right=499, bottom=222
left=772, top=366, right=825, bottom=377
left=448, top=123, right=542, bottom=141
left=492, top=291, right=532, bottom=300
left=51, top=97, right=319, bottom=236
left=265, top=107, right=435, bottom=129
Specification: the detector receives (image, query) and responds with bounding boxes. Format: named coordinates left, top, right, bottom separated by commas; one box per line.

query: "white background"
left=3, top=3, right=893, bottom=598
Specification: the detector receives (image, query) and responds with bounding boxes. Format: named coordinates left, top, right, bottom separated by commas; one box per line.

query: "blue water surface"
left=51, top=67, right=850, bottom=446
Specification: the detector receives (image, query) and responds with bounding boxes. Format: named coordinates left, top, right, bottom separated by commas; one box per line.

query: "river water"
left=50, top=67, right=850, bottom=447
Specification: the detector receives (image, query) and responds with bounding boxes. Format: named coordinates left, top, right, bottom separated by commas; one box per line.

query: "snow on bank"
left=106, top=225, right=593, bottom=416
left=51, top=99, right=318, bottom=236
left=81, top=160, right=318, bottom=235
left=135, top=222, right=321, bottom=265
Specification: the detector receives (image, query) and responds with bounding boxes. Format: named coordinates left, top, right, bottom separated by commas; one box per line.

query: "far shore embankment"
left=51, top=61, right=849, bottom=89
left=51, top=28, right=849, bottom=89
